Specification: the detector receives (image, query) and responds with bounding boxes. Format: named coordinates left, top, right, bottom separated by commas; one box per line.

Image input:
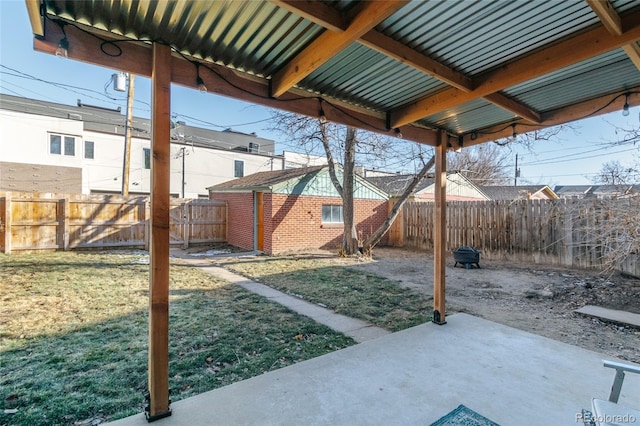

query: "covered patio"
left=109, top=314, right=640, bottom=425
left=24, top=0, right=640, bottom=422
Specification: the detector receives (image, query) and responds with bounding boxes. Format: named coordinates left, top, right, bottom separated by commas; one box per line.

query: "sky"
left=1, top=0, right=639, bottom=186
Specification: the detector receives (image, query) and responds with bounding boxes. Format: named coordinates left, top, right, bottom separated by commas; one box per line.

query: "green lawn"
left=0, top=251, right=354, bottom=426
left=223, top=256, right=432, bottom=332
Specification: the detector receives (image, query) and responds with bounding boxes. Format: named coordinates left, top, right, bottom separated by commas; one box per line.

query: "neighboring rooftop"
left=0, top=93, right=276, bottom=155
left=365, top=174, right=434, bottom=196
left=480, top=185, right=558, bottom=201
left=208, top=166, right=326, bottom=191
left=554, top=184, right=640, bottom=199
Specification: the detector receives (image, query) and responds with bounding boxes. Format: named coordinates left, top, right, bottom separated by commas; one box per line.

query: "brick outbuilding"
left=208, top=166, right=389, bottom=254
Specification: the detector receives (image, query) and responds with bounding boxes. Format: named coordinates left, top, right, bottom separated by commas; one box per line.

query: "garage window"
left=322, top=205, right=343, bottom=223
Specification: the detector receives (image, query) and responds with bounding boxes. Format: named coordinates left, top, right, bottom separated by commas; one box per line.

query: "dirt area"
left=190, top=243, right=640, bottom=364
left=335, top=247, right=640, bottom=364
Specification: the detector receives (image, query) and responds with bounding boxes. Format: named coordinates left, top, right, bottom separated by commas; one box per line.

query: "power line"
left=1, top=64, right=278, bottom=131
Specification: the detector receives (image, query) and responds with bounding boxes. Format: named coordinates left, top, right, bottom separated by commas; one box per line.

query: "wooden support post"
left=4, top=192, right=11, bottom=254
left=144, top=199, right=150, bottom=251
left=147, top=42, right=172, bottom=422
left=433, top=131, right=447, bottom=325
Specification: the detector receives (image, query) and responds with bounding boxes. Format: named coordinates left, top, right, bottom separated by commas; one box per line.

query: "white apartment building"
left=0, top=94, right=286, bottom=198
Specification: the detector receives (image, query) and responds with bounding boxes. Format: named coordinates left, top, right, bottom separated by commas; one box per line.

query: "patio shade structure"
left=25, top=0, right=640, bottom=420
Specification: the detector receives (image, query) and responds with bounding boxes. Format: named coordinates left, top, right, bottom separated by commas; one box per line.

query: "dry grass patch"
left=223, top=256, right=432, bottom=331
left=0, top=251, right=354, bottom=426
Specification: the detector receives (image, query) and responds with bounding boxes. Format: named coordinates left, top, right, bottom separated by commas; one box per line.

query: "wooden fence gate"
left=0, top=192, right=227, bottom=253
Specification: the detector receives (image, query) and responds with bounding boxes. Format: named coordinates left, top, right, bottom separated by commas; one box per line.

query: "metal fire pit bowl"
left=453, top=246, right=481, bottom=269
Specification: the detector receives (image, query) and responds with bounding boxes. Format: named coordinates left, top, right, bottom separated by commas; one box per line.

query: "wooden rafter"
left=484, top=93, right=541, bottom=124
left=390, top=10, right=640, bottom=128
left=587, top=0, right=640, bottom=71
left=269, top=1, right=407, bottom=98
left=460, top=88, right=640, bottom=147
left=25, top=0, right=44, bottom=37
left=623, top=42, right=640, bottom=70
left=358, top=30, right=473, bottom=92
left=274, top=0, right=541, bottom=123
left=270, top=0, right=348, bottom=33
left=587, top=0, right=622, bottom=35
left=32, top=18, right=438, bottom=146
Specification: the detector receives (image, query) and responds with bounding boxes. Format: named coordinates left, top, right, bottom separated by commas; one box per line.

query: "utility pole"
left=180, top=146, right=186, bottom=198
left=121, top=73, right=135, bottom=196
left=514, top=153, right=520, bottom=187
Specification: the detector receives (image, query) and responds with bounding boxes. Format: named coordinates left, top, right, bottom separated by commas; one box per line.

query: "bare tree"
left=270, top=111, right=433, bottom=255
left=592, top=160, right=638, bottom=186
left=447, top=144, right=512, bottom=186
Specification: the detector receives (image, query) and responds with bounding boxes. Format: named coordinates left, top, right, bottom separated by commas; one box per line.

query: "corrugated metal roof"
left=377, top=1, right=597, bottom=75
left=45, top=0, right=323, bottom=77
left=505, top=50, right=640, bottom=111
left=302, top=44, right=448, bottom=111
left=421, top=99, right=516, bottom=135
left=34, top=0, right=640, bottom=141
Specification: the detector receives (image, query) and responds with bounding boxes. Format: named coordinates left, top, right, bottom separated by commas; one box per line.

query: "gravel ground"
left=339, top=247, right=640, bottom=364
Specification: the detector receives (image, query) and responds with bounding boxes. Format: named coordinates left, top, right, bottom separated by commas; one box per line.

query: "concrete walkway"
left=171, top=250, right=390, bottom=343
left=576, top=305, right=640, bottom=328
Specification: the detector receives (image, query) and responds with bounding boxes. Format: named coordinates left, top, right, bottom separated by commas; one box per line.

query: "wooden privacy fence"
left=390, top=198, right=639, bottom=276
left=0, top=192, right=227, bottom=253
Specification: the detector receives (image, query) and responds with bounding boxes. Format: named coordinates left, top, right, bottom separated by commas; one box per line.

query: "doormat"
left=430, top=404, right=500, bottom=426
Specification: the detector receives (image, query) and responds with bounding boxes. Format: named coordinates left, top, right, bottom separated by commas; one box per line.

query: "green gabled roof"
left=208, top=166, right=388, bottom=200
left=207, top=166, right=325, bottom=192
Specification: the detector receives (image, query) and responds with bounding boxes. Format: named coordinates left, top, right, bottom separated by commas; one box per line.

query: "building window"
left=50, top=134, right=62, bottom=155
left=84, top=141, right=94, bottom=159
left=49, top=134, right=76, bottom=156
left=64, top=136, right=75, bottom=156
left=234, top=160, right=244, bottom=178
left=143, top=148, right=151, bottom=169
left=322, top=205, right=343, bottom=223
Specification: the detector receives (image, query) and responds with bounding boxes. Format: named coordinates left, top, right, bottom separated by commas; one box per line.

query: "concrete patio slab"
left=109, top=313, right=640, bottom=426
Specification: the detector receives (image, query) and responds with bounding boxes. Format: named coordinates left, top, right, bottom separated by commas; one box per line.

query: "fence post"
left=4, top=192, right=11, bottom=254
left=182, top=202, right=189, bottom=249
left=58, top=196, right=70, bottom=250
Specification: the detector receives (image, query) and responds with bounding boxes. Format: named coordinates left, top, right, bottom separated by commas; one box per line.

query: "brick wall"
left=209, top=191, right=254, bottom=250
left=267, top=193, right=387, bottom=254
left=209, top=191, right=389, bottom=254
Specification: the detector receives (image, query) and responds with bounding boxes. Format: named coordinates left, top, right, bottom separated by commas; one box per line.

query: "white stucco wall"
left=1, top=110, right=85, bottom=168
left=75, top=130, right=285, bottom=197
left=1, top=108, right=284, bottom=197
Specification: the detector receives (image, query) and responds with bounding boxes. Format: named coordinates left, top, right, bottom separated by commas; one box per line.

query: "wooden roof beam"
left=26, top=0, right=44, bottom=37
left=270, top=0, right=348, bottom=33
left=32, top=17, right=438, bottom=146
left=273, top=0, right=471, bottom=91
left=484, top=93, right=541, bottom=124
left=623, top=42, right=640, bottom=70
left=587, top=0, right=640, bottom=71
left=271, top=1, right=542, bottom=122
left=390, top=10, right=640, bottom=128
left=460, top=88, right=640, bottom=147
left=586, top=0, right=622, bottom=35
left=269, top=1, right=407, bottom=98
left=358, top=30, right=473, bottom=92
